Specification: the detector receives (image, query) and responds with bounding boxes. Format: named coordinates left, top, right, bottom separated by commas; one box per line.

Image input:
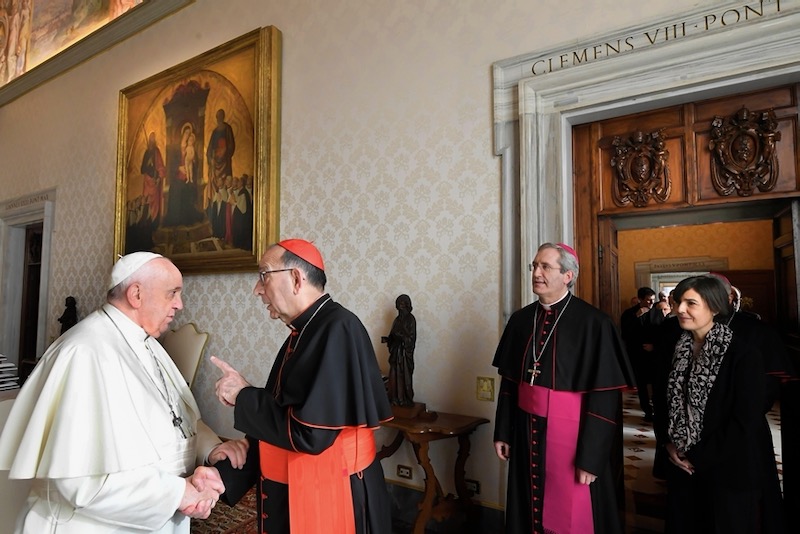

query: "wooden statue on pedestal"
left=382, top=294, right=422, bottom=416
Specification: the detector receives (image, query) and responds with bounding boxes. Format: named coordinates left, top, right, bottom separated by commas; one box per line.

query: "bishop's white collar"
left=539, top=290, right=571, bottom=311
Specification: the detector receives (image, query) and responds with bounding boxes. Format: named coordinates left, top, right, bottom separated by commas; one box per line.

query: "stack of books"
left=0, top=355, right=20, bottom=391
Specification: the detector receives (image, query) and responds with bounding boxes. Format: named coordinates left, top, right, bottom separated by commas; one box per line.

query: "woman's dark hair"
left=673, top=275, right=731, bottom=317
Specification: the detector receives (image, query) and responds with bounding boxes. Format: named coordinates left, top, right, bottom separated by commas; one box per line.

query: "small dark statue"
left=381, top=294, right=416, bottom=406
left=58, top=296, right=78, bottom=335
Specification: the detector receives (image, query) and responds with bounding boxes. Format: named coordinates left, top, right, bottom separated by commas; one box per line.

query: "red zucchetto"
left=557, top=243, right=579, bottom=264
left=278, top=239, right=325, bottom=271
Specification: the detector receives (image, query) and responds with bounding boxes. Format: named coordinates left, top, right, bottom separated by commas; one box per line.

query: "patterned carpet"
left=622, top=392, right=667, bottom=533
left=190, top=488, right=257, bottom=534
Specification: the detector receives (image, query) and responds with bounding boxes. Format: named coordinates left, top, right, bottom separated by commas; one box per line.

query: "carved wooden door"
left=598, top=217, right=620, bottom=326
left=573, top=84, right=800, bottom=308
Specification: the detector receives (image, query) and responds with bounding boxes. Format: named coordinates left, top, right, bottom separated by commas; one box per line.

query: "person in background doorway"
left=731, top=285, right=761, bottom=320
left=667, top=290, right=677, bottom=317
left=621, top=286, right=663, bottom=421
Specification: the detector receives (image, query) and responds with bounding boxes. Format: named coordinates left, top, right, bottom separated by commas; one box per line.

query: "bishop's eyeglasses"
left=529, top=262, right=562, bottom=273
left=258, top=268, right=293, bottom=284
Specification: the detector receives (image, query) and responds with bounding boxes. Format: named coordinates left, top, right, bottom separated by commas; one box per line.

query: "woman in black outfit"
left=660, top=275, right=785, bottom=533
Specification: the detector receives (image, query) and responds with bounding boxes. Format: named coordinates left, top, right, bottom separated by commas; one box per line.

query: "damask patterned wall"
left=0, top=0, right=708, bottom=508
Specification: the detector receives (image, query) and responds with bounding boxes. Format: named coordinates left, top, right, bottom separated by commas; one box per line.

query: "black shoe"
left=643, top=413, right=653, bottom=422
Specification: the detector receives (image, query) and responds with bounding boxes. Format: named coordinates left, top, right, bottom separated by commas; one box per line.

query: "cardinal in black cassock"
left=211, top=239, right=393, bottom=534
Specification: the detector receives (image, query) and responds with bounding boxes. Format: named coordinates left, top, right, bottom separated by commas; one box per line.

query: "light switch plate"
left=476, top=376, right=495, bottom=401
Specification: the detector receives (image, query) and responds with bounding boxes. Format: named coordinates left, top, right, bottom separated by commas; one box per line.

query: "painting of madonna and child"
left=115, top=27, right=281, bottom=273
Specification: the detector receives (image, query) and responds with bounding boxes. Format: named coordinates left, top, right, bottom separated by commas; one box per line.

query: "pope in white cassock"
left=0, top=252, right=248, bottom=533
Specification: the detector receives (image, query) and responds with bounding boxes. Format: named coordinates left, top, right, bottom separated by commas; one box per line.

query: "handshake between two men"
left=180, top=435, right=250, bottom=519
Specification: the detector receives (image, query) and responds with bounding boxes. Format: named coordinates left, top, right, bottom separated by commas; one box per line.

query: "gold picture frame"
left=113, top=26, right=281, bottom=273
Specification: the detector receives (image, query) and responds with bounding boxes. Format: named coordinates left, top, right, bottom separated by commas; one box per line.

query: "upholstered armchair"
left=160, top=323, right=209, bottom=388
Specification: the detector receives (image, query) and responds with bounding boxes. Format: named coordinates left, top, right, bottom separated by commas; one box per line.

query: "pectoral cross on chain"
left=171, top=410, right=187, bottom=438
left=527, top=363, right=541, bottom=385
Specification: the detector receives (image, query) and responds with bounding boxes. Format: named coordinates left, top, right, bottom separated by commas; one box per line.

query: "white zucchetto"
left=108, top=251, right=163, bottom=290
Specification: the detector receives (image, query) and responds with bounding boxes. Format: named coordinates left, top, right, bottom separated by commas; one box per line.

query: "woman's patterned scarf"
left=667, top=321, right=733, bottom=452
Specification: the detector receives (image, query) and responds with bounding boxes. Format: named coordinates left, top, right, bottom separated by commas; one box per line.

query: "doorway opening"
left=18, top=223, right=43, bottom=384
left=616, top=215, right=780, bottom=325
left=0, top=189, right=55, bottom=375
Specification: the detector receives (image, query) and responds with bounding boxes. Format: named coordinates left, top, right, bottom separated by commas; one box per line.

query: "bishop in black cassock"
left=493, top=243, right=635, bottom=533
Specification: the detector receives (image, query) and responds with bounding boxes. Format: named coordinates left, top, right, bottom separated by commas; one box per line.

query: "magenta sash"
left=518, top=383, right=594, bottom=534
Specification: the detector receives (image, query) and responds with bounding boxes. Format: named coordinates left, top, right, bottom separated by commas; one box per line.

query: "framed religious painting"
left=113, top=26, right=281, bottom=273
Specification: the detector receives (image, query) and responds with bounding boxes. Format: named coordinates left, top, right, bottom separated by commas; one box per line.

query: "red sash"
left=518, top=383, right=594, bottom=534
left=259, top=427, right=376, bottom=534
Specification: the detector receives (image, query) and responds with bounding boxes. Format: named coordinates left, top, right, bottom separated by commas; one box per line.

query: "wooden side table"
left=378, top=410, right=489, bottom=534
